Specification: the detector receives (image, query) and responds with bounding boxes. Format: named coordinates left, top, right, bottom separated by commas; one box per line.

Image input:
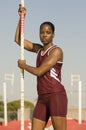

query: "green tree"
left=0, top=100, right=34, bottom=121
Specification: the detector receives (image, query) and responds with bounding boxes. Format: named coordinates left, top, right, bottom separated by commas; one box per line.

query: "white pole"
left=20, top=1, right=25, bottom=130
left=3, top=82, right=7, bottom=126
left=78, top=81, right=82, bottom=124
left=5, top=73, right=14, bottom=95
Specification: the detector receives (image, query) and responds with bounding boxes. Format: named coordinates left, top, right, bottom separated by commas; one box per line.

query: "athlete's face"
left=39, top=24, right=54, bottom=45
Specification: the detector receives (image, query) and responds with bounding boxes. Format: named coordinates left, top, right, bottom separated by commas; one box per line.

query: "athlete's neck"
left=43, top=43, right=53, bottom=51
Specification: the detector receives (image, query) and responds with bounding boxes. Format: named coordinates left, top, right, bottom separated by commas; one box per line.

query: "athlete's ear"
left=53, top=33, right=55, bottom=38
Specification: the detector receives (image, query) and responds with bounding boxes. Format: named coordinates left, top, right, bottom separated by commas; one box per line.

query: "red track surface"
left=67, top=119, right=86, bottom=130
left=0, top=119, right=86, bottom=130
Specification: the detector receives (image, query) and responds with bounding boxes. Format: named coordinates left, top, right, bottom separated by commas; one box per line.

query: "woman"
left=15, top=5, right=68, bottom=130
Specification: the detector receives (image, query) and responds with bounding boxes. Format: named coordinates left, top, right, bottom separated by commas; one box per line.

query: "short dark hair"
left=40, top=21, right=55, bottom=33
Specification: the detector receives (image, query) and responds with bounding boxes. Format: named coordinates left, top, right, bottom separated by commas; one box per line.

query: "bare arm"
left=18, top=47, right=63, bottom=76
left=15, top=5, right=42, bottom=53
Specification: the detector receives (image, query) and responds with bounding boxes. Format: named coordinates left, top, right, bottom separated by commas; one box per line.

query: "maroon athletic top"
left=36, top=45, right=66, bottom=95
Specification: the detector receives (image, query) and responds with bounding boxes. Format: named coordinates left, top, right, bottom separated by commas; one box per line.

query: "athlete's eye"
left=40, top=31, right=52, bottom=35
left=40, top=31, right=44, bottom=34
left=46, top=31, right=52, bottom=34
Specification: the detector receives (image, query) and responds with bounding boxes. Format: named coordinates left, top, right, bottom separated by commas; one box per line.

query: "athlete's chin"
left=41, top=41, right=49, bottom=45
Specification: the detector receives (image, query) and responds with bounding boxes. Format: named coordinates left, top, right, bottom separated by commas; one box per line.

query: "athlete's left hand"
left=18, top=59, right=26, bottom=69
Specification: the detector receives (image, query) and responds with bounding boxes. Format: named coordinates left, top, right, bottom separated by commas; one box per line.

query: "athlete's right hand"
left=18, top=4, right=26, bottom=16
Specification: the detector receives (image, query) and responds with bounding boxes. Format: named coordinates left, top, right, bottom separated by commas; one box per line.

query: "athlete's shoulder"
left=50, top=44, right=63, bottom=54
left=49, top=44, right=63, bottom=61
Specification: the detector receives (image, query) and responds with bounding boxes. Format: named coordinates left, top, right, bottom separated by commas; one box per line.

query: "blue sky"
left=0, top=0, right=86, bottom=105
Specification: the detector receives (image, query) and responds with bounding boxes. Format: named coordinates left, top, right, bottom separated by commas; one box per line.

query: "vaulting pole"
left=20, top=0, right=25, bottom=130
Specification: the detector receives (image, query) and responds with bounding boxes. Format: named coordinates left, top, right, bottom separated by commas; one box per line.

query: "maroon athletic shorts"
left=33, top=92, right=68, bottom=122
